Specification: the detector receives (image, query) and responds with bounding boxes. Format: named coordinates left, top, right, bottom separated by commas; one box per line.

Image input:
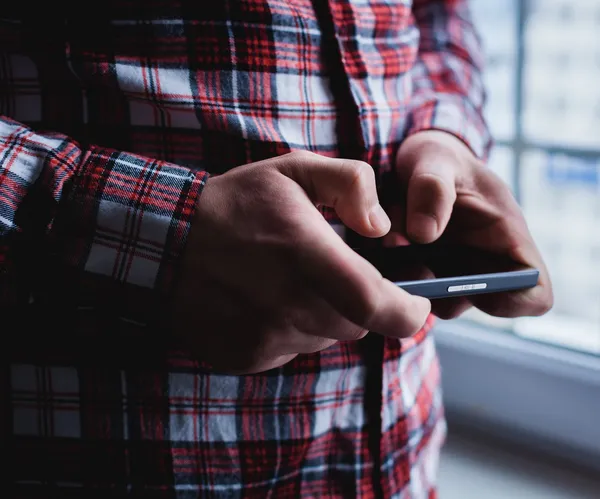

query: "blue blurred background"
left=437, top=2, right=600, bottom=497
left=464, top=0, right=600, bottom=355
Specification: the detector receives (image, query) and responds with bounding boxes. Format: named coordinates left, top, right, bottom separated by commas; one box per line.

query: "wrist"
left=397, top=130, right=483, bottom=170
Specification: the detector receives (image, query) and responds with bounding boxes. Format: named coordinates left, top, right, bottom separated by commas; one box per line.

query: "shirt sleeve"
left=407, top=0, right=493, bottom=160
left=0, top=116, right=207, bottom=326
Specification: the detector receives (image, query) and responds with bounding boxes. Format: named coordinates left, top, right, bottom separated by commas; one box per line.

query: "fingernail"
left=383, top=233, right=410, bottom=247
left=369, top=205, right=391, bottom=233
left=408, top=213, right=438, bottom=243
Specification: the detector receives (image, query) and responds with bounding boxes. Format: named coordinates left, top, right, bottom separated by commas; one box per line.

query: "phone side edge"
left=396, top=269, right=540, bottom=299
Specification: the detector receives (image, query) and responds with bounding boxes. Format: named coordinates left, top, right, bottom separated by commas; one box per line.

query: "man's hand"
left=385, top=130, right=553, bottom=320
left=172, top=151, right=431, bottom=374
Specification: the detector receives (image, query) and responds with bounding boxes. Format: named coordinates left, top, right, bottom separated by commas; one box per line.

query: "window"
left=463, top=0, right=600, bottom=355
left=437, top=1, right=600, bottom=471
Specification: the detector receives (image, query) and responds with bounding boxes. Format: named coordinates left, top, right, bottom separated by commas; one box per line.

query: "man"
left=1, top=1, right=552, bottom=498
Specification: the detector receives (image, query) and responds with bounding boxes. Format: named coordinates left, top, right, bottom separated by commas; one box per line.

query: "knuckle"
left=482, top=168, right=513, bottom=196
left=347, top=326, right=369, bottom=341
left=345, top=160, right=374, bottom=188
left=415, top=172, right=454, bottom=201
left=495, top=177, right=514, bottom=199
left=418, top=171, right=448, bottom=190
left=302, top=337, right=337, bottom=354
left=259, top=335, right=281, bottom=357
left=331, top=315, right=369, bottom=341
left=352, top=283, right=381, bottom=327
left=465, top=154, right=485, bottom=170
left=286, top=150, right=315, bottom=163
left=253, top=330, right=288, bottom=359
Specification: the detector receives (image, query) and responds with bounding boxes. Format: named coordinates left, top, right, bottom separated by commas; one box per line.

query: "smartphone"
left=353, top=244, right=539, bottom=299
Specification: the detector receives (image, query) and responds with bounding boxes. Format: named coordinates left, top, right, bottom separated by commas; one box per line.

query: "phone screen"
left=353, top=244, right=538, bottom=299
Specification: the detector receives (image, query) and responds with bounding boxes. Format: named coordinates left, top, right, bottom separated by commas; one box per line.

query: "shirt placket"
left=312, top=3, right=388, bottom=499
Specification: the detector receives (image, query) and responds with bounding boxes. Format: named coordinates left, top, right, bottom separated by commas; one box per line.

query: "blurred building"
left=467, top=0, right=600, bottom=353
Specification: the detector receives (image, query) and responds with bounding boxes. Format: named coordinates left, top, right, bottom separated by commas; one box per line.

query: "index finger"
left=472, top=218, right=554, bottom=318
left=447, top=175, right=554, bottom=317
left=295, top=217, right=431, bottom=338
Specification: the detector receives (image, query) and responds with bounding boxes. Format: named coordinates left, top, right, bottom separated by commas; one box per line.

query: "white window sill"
left=439, top=431, right=600, bottom=499
left=434, top=319, right=600, bottom=472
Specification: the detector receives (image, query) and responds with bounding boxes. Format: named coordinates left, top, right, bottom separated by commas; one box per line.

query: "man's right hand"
left=172, top=151, right=431, bottom=373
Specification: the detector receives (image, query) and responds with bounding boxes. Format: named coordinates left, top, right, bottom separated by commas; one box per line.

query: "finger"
left=382, top=260, right=472, bottom=320
left=445, top=173, right=554, bottom=317
left=389, top=261, right=433, bottom=283
left=382, top=204, right=410, bottom=247
left=178, top=277, right=297, bottom=373
left=280, top=294, right=369, bottom=342
left=294, top=337, right=339, bottom=354
left=431, top=297, right=473, bottom=320
left=259, top=327, right=340, bottom=357
left=389, top=262, right=466, bottom=318
left=449, top=235, right=552, bottom=318
left=279, top=151, right=391, bottom=238
left=482, top=175, right=552, bottom=317
left=470, top=233, right=553, bottom=319
left=404, top=162, right=457, bottom=243
left=382, top=232, right=411, bottom=247
left=295, top=219, right=431, bottom=338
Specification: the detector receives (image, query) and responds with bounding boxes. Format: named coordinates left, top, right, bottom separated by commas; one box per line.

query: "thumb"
left=280, top=151, right=391, bottom=238
left=403, top=161, right=457, bottom=244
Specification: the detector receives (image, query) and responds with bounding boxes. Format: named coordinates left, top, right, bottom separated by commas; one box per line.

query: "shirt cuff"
left=406, top=94, right=493, bottom=161
left=50, top=147, right=208, bottom=326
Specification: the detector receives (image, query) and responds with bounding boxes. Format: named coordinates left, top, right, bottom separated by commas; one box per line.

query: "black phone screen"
left=352, top=244, right=538, bottom=299
left=354, top=244, right=528, bottom=280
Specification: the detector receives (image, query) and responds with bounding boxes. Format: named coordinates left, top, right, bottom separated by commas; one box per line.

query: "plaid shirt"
left=1, top=1, right=490, bottom=498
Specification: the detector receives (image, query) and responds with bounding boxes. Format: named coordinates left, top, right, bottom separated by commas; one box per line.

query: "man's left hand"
left=384, top=130, right=554, bottom=320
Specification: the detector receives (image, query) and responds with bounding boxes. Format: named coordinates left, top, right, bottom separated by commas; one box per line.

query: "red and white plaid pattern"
left=1, top=1, right=490, bottom=497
